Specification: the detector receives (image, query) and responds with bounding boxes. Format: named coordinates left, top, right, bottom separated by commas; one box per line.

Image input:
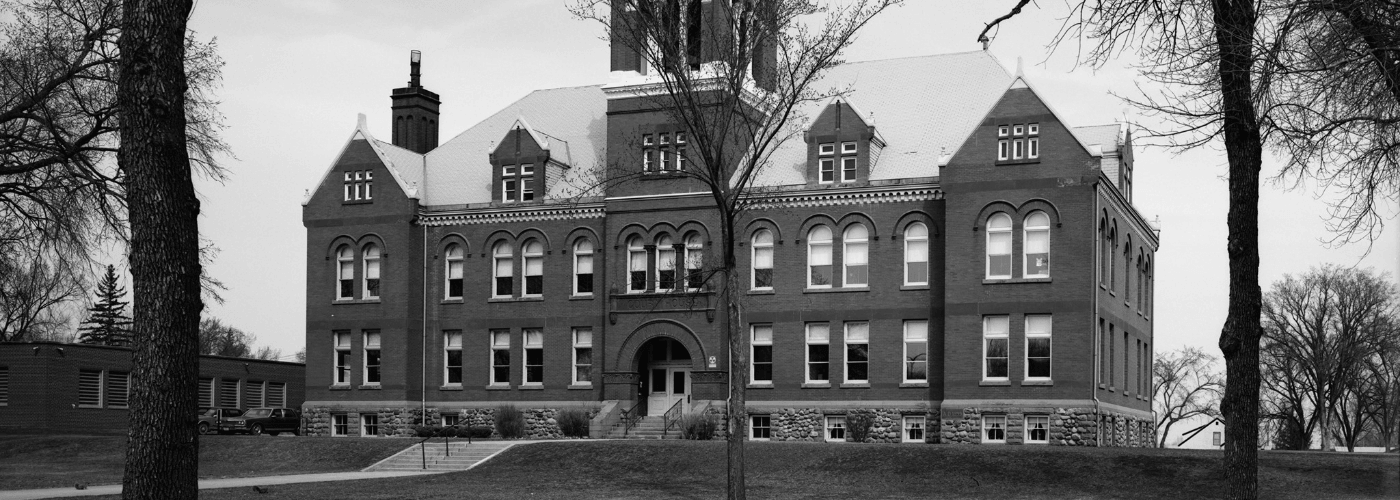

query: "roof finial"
left=978, top=33, right=990, bottom=51
left=357, top=113, right=367, bottom=130
left=1015, top=56, right=1024, bottom=78
left=409, top=50, right=422, bottom=88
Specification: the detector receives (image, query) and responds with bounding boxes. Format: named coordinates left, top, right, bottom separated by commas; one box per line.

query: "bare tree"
left=1153, top=346, right=1224, bottom=448
left=1360, top=325, right=1400, bottom=451
left=571, top=1, right=900, bottom=497
left=0, top=240, right=83, bottom=342
left=117, top=0, right=203, bottom=497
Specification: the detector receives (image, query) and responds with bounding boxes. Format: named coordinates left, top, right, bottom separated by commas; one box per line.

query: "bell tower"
left=390, top=50, right=440, bottom=154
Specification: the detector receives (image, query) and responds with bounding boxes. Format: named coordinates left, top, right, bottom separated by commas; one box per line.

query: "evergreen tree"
left=77, top=265, right=132, bottom=346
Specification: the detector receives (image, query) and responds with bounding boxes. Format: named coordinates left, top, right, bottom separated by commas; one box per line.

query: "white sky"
left=183, top=1, right=1398, bottom=360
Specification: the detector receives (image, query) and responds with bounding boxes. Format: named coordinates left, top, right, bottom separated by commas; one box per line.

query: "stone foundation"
left=939, top=406, right=1154, bottom=447
left=302, top=405, right=597, bottom=439
left=750, top=407, right=937, bottom=443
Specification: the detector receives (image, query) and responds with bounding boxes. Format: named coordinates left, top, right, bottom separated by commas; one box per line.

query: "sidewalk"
left=0, top=470, right=446, bottom=500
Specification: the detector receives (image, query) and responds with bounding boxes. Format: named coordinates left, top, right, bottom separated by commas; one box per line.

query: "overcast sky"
left=181, top=1, right=1397, bottom=360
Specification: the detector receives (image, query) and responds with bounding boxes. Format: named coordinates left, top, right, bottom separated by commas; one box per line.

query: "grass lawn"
left=175, top=440, right=1397, bottom=499
left=0, top=434, right=410, bottom=490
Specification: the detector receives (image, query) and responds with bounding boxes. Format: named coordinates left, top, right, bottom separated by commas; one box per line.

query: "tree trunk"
left=1211, top=0, right=1264, bottom=498
left=118, top=0, right=202, bottom=498
left=722, top=214, right=746, bottom=500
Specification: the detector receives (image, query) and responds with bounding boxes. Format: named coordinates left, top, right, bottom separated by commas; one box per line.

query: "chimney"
left=390, top=50, right=441, bottom=154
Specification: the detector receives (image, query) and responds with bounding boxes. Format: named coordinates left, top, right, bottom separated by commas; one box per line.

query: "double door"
left=646, top=366, right=690, bottom=417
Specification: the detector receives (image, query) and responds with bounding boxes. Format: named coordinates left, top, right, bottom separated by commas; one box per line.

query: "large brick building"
left=301, top=15, right=1158, bottom=445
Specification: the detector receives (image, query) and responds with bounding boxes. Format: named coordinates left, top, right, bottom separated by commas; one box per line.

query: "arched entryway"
left=637, top=337, right=692, bottom=416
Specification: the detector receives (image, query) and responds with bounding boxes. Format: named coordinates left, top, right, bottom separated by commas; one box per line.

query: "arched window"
left=1098, top=220, right=1108, bottom=285
left=363, top=244, right=381, bottom=299
left=1024, top=211, right=1050, bottom=278
left=656, top=234, right=676, bottom=291
left=523, top=239, right=543, bottom=297
left=573, top=239, right=594, bottom=296
left=1108, top=229, right=1117, bottom=289
left=336, top=245, right=354, bottom=300
left=492, top=241, right=513, bottom=298
left=684, top=232, right=704, bottom=290
left=904, top=222, right=928, bottom=286
left=1145, top=257, right=1153, bottom=316
left=1136, top=253, right=1145, bottom=310
left=986, top=213, right=1012, bottom=279
left=1123, top=236, right=1132, bottom=302
left=808, top=226, right=833, bottom=288
left=445, top=244, right=464, bottom=299
left=751, top=229, right=774, bottom=290
left=627, top=236, right=646, bottom=293
left=843, top=224, right=869, bottom=287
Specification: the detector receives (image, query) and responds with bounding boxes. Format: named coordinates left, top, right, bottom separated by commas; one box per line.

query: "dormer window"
left=841, top=142, right=857, bottom=154
left=502, top=165, right=517, bottom=202
left=819, top=158, right=834, bottom=184
left=641, top=131, right=687, bottom=174
left=807, top=99, right=881, bottom=185
left=819, top=143, right=835, bottom=156
left=675, top=132, right=686, bottom=144
left=643, top=134, right=654, bottom=146
left=520, top=164, right=535, bottom=201
left=343, top=170, right=373, bottom=202
left=660, top=133, right=671, bottom=145
left=997, top=123, right=1040, bottom=162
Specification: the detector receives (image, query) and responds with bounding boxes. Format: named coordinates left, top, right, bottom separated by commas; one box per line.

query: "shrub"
left=847, top=412, right=875, bottom=443
left=494, top=405, right=526, bottom=439
left=438, top=426, right=458, bottom=438
left=412, top=425, right=437, bottom=438
left=557, top=409, right=591, bottom=438
left=466, top=426, right=493, bottom=439
left=681, top=412, right=718, bottom=440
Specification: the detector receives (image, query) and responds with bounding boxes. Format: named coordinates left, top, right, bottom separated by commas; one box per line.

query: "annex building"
left=301, top=10, right=1159, bottom=446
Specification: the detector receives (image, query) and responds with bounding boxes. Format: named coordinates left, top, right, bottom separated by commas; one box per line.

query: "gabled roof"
left=303, top=115, right=421, bottom=206
left=1005, top=74, right=1106, bottom=157
left=1072, top=123, right=1123, bottom=154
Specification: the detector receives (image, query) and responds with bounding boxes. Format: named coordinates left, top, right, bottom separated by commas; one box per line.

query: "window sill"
left=486, top=385, right=511, bottom=391
left=1108, top=386, right=1117, bottom=393
left=358, top=384, right=381, bottom=390
left=341, top=200, right=374, bottom=205
left=441, top=298, right=464, bottom=304
left=982, top=277, right=1052, bottom=285
left=747, top=383, right=774, bottom=389
left=570, top=295, right=595, bottom=301
left=803, top=288, right=868, bottom=294
left=900, top=284, right=930, bottom=291
left=329, top=385, right=351, bottom=391
left=747, top=289, right=775, bottom=295
left=995, top=158, right=1041, bottom=166
left=1020, top=380, right=1053, bottom=386
left=439, top=386, right=464, bottom=391
left=333, top=299, right=381, bottom=305
left=1098, top=383, right=1107, bottom=389
left=518, top=384, right=544, bottom=391
left=488, top=297, right=544, bottom=303
left=568, top=384, right=593, bottom=390
left=979, top=380, right=1011, bottom=386
left=900, top=382, right=929, bottom=388
left=802, top=382, right=831, bottom=389
left=639, top=171, right=688, bottom=179
left=840, top=382, right=870, bottom=389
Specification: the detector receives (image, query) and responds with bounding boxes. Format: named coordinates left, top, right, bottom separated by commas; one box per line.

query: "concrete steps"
left=605, top=416, right=683, bottom=439
left=364, top=441, right=518, bottom=472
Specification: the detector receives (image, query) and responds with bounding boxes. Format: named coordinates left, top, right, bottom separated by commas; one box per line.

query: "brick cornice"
left=745, top=183, right=942, bottom=210
left=417, top=203, right=606, bottom=226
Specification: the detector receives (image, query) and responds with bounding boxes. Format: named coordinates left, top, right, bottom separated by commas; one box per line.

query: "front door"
left=646, top=367, right=690, bottom=416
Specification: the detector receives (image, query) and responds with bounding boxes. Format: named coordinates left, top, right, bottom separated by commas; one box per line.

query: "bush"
left=494, top=405, right=526, bottom=439
left=557, top=409, right=591, bottom=438
left=847, top=412, right=875, bottom=443
left=438, top=426, right=458, bottom=438
left=412, top=425, right=438, bottom=438
left=681, top=412, right=718, bottom=440
left=466, top=426, right=493, bottom=439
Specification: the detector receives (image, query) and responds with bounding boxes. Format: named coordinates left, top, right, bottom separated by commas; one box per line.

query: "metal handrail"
left=620, top=402, right=642, bottom=437
left=662, top=399, right=684, bottom=438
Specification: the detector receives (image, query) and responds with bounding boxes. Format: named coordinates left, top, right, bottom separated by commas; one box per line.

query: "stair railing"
left=662, top=398, right=685, bottom=438
left=620, top=401, right=642, bottom=437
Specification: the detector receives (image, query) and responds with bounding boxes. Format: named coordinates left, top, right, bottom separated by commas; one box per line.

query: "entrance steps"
left=363, top=441, right=518, bottom=472
left=606, top=416, right=682, bottom=439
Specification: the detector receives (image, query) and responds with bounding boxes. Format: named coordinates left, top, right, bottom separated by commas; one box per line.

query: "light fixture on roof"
left=978, top=34, right=990, bottom=51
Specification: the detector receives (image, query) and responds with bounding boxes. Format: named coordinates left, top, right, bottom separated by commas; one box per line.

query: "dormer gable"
left=490, top=117, right=571, bottom=204
left=804, top=98, right=885, bottom=186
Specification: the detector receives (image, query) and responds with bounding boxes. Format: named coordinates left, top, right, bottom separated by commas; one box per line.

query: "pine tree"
left=77, top=265, right=132, bottom=346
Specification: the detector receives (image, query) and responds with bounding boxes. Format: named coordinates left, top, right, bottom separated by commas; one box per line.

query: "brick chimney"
left=390, top=50, right=440, bottom=154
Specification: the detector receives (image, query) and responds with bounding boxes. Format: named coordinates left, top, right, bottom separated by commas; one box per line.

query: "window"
left=819, top=143, right=835, bottom=155
left=1026, top=415, right=1049, bottom=444
left=825, top=416, right=847, bottom=442
left=844, top=322, right=869, bottom=383
left=1013, top=125, right=1024, bottom=136
left=1028, top=123, right=1040, bottom=159
left=983, top=415, right=1006, bottom=443
left=332, top=414, right=349, bottom=436
left=523, top=328, right=543, bottom=385
left=343, top=170, right=372, bottom=201
left=78, top=369, right=103, bottom=407
left=1025, top=316, right=1052, bottom=380
left=998, top=125, right=1009, bottom=137
left=503, top=177, right=518, bottom=201
left=684, top=233, right=704, bottom=290
left=444, top=330, right=463, bottom=386
left=362, top=414, right=379, bottom=437
left=997, top=139, right=1009, bottom=161
left=363, top=330, right=381, bottom=385
left=523, top=239, right=543, bottom=297
left=220, top=378, right=240, bottom=408
left=751, top=229, right=774, bottom=290
left=1123, top=330, right=1130, bottom=392
left=843, top=224, right=868, bottom=287
left=628, top=236, right=647, bottom=293
left=1109, top=323, right=1116, bottom=388
left=1109, top=231, right=1117, bottom=289
left=333, top=331, right=351, bottom=385
left=443, top=414, right=460, bottom=427
left=807, top=226, right=833, bottom=288
left=1028, top=123, right=1039, bottom=135
left=656, top=234, right=677, bottom=291
left=751, top=415, right=771, bottom=440
left=573, top=240, right=594, bottom=296
left=841, top=157, right=856, bottom=183
left=806, top=323, right=830, bottom=383
left=751, top=325, right=773, bottom=384
left=492, top=241, right=513, bottom=298
left=0, top=367, right=6, bottom=405
left=903, top=416, right=925, bottom=443
left=573, top=328, right=592, bottom=385
left=841, top=142, right=857, bottom=154
left=520, top=164, right=534, bottom=201
left=904, top=223, right=928, bottom=285
left=336, top=245, right=354, bottom=300
left=677, top=147, right=687, bottom=171
left=904, top=320, right=929, bottom=382
left=363, top=244, right=381, bottom=299
left=267, top=382, right=286, bottom=407
left=659, top=149, right=670, bottom=171
left=1024, top=212, right=1050, bottom=277
left=1124, top=244, right=1133, bottom=303
left=490, top=330, right=511, bottom=385
left=1212, top=432, right=1223, bottom=447
left=106, top=371, right=129, bottom=409
left=198, top=377, right=214, bottom=407
left=245, top=380, right=265, bottom=408
left=445, top=244, right=464, bottom=298
left=983, top=316, right=1010, bottom=380
left=986, top=213, right=1012, bottom=279
left=643, top=134, right=654, bottom=146
left=675, top=132, right=686, bottom=144
left=819, top=159, right=834, bottom=183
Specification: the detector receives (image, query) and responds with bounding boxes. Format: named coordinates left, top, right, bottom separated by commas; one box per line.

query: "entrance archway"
left=637, top=337, right=691, bottom=417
